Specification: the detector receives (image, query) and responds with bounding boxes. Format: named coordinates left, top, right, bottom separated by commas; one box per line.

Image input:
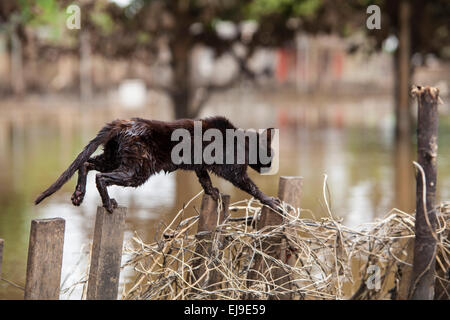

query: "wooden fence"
left=0, top=175, right=303, bottom=300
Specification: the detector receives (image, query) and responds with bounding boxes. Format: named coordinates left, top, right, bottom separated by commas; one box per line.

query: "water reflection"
left=394, top=137, right=415, bottom=213
left=0, top=109, right=448, bottom=299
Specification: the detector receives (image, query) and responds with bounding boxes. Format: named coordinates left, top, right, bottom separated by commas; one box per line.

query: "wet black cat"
left=35, top=116, right=278, bottom=213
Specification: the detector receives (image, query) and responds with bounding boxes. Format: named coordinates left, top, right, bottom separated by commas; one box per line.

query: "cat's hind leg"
left=95, top=165, right=149, bottom=213
left=71, top=162, right=91, bottom=206
left=71, top=154, right=114, bottom=206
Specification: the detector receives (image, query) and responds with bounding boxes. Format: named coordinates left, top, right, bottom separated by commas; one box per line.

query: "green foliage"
left=246, top=0, right=322, bottom=19
left=17, top=0, right=66, bottom=40
left=6, top=0, right=447, bottom=60
left=137, top=31, right=151, bottom=44
left=90, top=11, right=115, bottom=35
left=89, top=1, right=118, bottom=35
left=292, top=0, right=322, bottom=16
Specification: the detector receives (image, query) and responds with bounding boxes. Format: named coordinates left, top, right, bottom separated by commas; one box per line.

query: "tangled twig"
left=120, top=195, right=450, bottom=300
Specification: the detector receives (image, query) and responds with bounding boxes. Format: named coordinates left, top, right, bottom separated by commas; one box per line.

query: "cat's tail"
left=34, top=122, right=119, bottom=205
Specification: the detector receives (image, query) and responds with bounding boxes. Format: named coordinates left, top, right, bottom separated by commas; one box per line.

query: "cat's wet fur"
left=35, top=116, right=279, bottom=213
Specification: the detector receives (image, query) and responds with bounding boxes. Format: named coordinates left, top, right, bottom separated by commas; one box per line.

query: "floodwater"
left=0, top=94, right=449, bottom=299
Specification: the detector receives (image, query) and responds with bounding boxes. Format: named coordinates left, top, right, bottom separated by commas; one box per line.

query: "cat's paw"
left=207, top=187, right=220, bottom=201
left=264, top=197, right=282, bottom=211
left=104, top=198, right=118, bottom=214
left=71, top=189, right=85, bottom=206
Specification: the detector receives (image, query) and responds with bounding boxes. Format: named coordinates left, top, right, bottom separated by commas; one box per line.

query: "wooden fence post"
left=409, top=86, right=441, bottom=299
left=396, top=238, right=415, bottom=300
left=87, top=206, right=127, bottom=300
left=277, top=176, right=303, bottom=268
left=24, top=218, right=65, bottom=300
left=0, top=239, right=3, bottom=278
left=278, top=177, right=303, bottom=209
left=191, top=194, right=230, bottom=296
left=247, top=176, right=303, bottom=300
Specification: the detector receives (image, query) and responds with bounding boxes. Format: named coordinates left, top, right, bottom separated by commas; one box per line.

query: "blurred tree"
left=90, top=0, right=328, bottom=119
left=0, top=0, right=24, bottom=95
left=346, top=0, right=450, bottom=139
left=0, top=0, right=71, bottom=94
left=3, top=0, right=330, bottom=117
left=2, top=0, right=448, bottom=125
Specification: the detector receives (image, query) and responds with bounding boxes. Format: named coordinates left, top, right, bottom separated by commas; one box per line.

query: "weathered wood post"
left=87, top=206, right=127, bottom=300
left=0, top=239, right=3, bottom=278
left=396, top=238, right=414, bottom=300
left=247, top=176, right=302, bottom=300
left=24, top=218, right=65, bottom=300
left=409, top=85, right=441, bottom=300
left=277, top=176, right=303, bottom=267
left=191, top=194, right=230, bottom=296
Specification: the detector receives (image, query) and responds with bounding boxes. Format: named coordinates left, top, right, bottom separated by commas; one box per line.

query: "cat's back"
left=111, top=116, right=236, bottom=142
left=201, top=116, right=236, bottom=131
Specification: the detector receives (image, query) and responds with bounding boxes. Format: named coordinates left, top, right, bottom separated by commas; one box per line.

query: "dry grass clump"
left=121, top=192, right=449, bottom=300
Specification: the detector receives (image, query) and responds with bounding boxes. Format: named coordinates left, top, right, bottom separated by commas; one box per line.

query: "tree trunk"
left=409, top=85, right=440, bottom=300
left=10, top=28, right=24, bottom=96
left=171, top=89, right=192, bottom=119
left=395, top=0, right=412, bottom=140
left=80, top=30, right=92, bottom=101
left=169, top=30, right=193, bottom=119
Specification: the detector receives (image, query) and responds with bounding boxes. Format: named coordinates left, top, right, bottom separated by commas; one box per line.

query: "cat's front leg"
left=228, top=172, right=281, bottom=211
left=195, top=169, right=220, bottom=200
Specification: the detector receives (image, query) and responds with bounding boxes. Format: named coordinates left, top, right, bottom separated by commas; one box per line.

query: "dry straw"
left=120, top=192, right=449, bottom=300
